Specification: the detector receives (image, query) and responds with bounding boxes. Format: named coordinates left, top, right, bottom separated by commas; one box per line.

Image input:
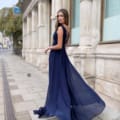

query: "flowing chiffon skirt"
left=33, top=49, right=105, bottom=120
left=33, top=24, right=105, bottom=120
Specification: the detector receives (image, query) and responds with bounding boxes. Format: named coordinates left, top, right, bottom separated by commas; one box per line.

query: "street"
left=0, top=51, right=120, bottom=120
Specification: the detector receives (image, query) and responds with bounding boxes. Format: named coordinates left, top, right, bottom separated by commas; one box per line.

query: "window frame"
left=99, top=0, right=120, bottom=44
left=69, top=0, right=79, bottom=46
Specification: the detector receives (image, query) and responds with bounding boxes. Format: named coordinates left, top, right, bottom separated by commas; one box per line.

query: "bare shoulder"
left=57, top=26, right=63, bottom=34
left=57, top=26, right=63, bottom=31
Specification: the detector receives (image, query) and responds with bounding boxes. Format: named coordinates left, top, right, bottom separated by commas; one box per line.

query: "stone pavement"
left=0, top=62, right=4, bottom=120
left=0, top=51, right=120, bottom=120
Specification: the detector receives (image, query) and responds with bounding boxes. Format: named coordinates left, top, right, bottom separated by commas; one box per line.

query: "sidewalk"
left=0, top=62, right=4, bottom=120
left=1, top=52, right=49, bottom=120
left=0, top=52, right=120, bottom=120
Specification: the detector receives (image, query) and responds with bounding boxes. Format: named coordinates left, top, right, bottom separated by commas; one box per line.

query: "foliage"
left=0, top=4, right=22, bottom=55
left=0, top=8, right=22, bottom=36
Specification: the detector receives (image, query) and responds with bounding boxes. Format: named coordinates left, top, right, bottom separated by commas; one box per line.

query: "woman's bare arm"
left=44, top=26, right=64, bottom=53
left=49, top=26, right=63, bottom=50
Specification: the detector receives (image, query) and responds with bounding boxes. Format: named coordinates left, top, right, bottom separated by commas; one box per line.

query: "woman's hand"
left=44, top=47, right=49, bottom=54
left=44, top=47, right=51, bottom=54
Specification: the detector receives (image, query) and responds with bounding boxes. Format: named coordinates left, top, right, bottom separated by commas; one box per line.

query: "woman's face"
left=57, top=12, right=65, bottom=24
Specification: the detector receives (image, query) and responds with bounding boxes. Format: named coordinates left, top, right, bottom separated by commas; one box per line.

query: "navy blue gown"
left=33, top=24, right=106, bottom=120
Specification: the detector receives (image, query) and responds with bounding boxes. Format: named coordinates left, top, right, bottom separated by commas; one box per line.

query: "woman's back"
left=52, top=24, right=68, bottom=49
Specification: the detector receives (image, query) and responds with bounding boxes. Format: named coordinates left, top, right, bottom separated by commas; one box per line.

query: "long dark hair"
left=55, top=9, right=69, bottom=31
left=55, top=9, right=69, bottom=44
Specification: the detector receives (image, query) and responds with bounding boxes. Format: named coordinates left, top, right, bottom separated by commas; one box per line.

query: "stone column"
left=24, top=20, right=27, bottom=57
left=80, top=0, right=92, bottom=46
left=52, top=0, right=55, bottom=17
left=62, top=0, right=70, bottom=11
left=32, top=9, right=36, bottom=49
left=38, top=0, right=44, bottom=48
left=22, top=19, right=26, bottom=57
left=34, top=7, right=38, bottom=49
left=51, top=0, right=62, bottom=36
left=27, top=15, right=30, bottom=49
left=51, top=0, right=56, bottom=35
left=38, top=0, right=49, bottom=48
left=55, top=0, right=62, bottom=12
left=91, top=0, right=101, bottom=46
left=38, top=1, right=43, bottom=26
left=22, top=20, right=25, bottom=50
left=43, top=0, right=49, bottom=47
left=29, top=13, right=32, bottom=49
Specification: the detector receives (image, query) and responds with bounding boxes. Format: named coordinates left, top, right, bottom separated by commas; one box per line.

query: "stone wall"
left=22, top=0, right=120, bottom=112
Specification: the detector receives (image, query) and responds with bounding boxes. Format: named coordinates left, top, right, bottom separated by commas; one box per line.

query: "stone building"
left=22, top=0, right=120, bottom=117
left=0, top=32, right=3, bottom=45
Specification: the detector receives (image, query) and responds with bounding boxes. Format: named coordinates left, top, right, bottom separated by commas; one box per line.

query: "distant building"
left=0, top=32, right=3, bottom=48
left=0, top=32, right=12, bottom=49
left=22, top=0, right=120, bottom=112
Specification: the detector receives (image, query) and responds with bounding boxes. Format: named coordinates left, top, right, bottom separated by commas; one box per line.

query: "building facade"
left=22, top=0, right=120, bottom=115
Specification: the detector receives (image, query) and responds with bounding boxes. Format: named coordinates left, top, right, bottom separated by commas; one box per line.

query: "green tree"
left=0, top=4, right=22, bottom=55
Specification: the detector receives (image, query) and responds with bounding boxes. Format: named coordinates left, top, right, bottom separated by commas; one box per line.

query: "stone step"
left=93, top=107, right=120, bottom=120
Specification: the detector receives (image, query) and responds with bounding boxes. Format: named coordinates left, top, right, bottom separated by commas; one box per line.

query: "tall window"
left=71, top=0, right=80, bottom=45
left=103, top=0, right=120, bottom=41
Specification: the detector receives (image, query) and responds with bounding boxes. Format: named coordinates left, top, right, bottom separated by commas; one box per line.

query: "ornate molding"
left=23, top=0, right=38, bottom=19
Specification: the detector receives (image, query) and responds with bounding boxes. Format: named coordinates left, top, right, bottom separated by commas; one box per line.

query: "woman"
left=33, top=9, right=106, bottom=120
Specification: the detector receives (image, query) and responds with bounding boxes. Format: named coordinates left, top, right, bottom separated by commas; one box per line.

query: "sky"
left=0, top=0, right=18, bottom=9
